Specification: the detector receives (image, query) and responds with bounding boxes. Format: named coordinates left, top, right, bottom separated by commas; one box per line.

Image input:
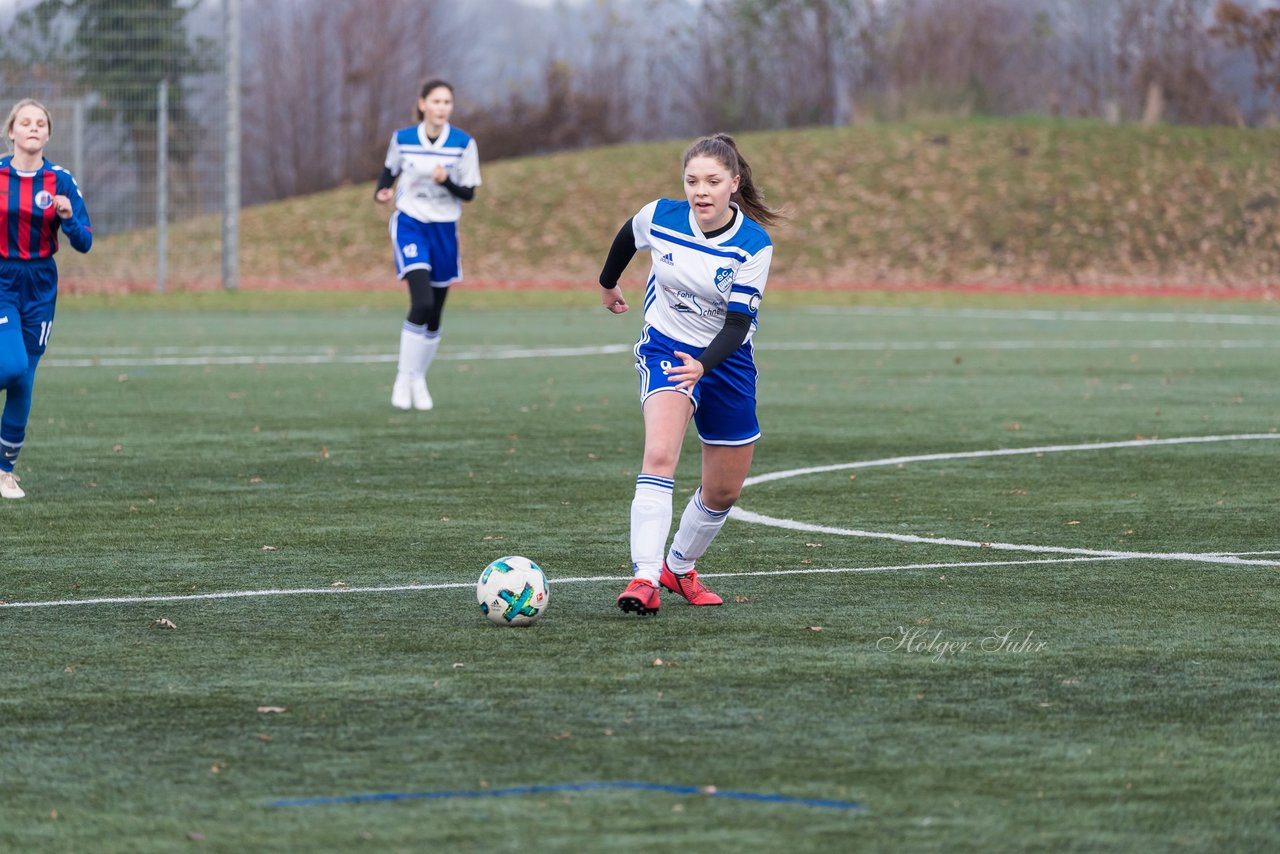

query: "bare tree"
left=242, top=0, right=460, bottom=203
left=1211, top=0, right=1280, bottom=115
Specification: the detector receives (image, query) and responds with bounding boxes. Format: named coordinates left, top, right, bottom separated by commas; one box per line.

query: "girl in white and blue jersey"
left=374, top=79, right=481, bottom=411
left=599, top=134, right=781, bottom=616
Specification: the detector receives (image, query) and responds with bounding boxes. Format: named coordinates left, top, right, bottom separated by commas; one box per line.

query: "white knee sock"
left=397, top=321, right=428, bottom=377
left=630, top=474, right=674, bottom=584
left=666, top=487, right=731, bottom=575
left=419, top=331, right=441, bottom=379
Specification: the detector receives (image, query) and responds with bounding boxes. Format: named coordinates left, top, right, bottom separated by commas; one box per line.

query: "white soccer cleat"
left=391, top=373, right=413, bottom=410
left=0, top=470, right=25, bottom=500
left=410, top=377, right=434, bottom=411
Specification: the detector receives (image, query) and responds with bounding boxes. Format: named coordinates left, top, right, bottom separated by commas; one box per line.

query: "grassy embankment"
left=61, top=117, right=1280, bottom=297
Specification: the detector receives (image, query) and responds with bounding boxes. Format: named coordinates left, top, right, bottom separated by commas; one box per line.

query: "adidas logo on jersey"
left=660, top=253, right=674, bottom=265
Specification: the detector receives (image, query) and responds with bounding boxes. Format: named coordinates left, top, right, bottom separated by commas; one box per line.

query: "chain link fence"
left=0, top=0, right=234, bottom=290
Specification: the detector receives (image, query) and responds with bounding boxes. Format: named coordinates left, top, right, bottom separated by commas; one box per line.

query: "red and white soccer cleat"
left=616, top=578, right=661, bottom=615
left=659, top=563, right=722, bottom=606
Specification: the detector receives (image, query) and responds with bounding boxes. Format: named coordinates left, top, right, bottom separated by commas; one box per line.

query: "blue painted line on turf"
left=269, top=781, right=862, bottom=812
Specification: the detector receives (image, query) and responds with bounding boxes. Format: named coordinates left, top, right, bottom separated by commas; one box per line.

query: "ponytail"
left=682, top=133, right=782, bottom=228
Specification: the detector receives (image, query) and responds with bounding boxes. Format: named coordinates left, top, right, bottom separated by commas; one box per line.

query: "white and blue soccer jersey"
left=632, top=198, right=773, bottom=348
left=383, top=122, right=481, bottom=224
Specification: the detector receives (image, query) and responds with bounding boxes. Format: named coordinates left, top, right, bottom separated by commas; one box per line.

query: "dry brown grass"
left=59, top=119, right=1280, bottom=295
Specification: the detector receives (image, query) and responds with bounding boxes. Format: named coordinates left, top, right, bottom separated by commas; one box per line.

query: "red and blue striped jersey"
left=0, top=155, right=93, bottom=260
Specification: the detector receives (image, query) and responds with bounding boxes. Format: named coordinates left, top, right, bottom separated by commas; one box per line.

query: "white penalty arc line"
left=4, top=435, right=1276, bottom=610
left=0, top=556, right=1132, bottom=610
left=735, top=433, right=1280, bottom=567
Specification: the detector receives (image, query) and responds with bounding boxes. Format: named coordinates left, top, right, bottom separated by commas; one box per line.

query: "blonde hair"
left=5, top=98, right=52, bottom=150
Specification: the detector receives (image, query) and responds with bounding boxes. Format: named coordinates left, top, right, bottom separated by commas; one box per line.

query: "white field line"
left=802, top=306, right=1280, bottom=326
left=737, top=434, right=1280, bottom=568
left=743, top=434, right=1280, bottom=486
left=41, top=339, right=1280, bottom=368
left=0, top=556, right=1145, bottom=610
left=5, top=434, right=1274, bottom=609
left=731, top=508, right=1280, bottom=568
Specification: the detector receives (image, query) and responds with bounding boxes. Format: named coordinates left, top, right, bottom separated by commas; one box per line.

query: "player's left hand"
left=666, top=350, right=704, bottom=391
left=54, top=195, right=73, bottom=218
left=432, top=165, right=449, bottom=184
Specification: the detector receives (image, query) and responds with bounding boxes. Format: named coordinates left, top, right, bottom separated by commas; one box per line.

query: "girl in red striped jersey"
left=0, top=98, right=93, bottom=499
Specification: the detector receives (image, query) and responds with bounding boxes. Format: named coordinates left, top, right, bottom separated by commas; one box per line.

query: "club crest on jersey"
left=713, top=267, right=734, bottom=293
left=34, top=191, right=54, bottom=210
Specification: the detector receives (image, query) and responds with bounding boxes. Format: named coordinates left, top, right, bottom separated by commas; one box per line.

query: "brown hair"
left=682, top=133, right=782, bottom=228
left=5, top=98, right=52, bottom=150
left=415, top=79, right=454, bottom=121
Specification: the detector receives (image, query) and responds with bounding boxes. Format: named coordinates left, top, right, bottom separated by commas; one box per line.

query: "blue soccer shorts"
left=634, top=324, right=760, bottom=446
left=389, top=212, right=460, bottom=285
left=0, top=258, right=58, bottom=360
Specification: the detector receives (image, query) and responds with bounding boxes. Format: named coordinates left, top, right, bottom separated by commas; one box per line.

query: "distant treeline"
left=1, top=0, right=1277, bottom=211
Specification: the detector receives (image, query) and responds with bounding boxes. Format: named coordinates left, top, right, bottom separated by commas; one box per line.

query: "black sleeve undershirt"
left=696, top=311, right=752, bottom=374
left=373, top=167, right=476, bottom=202
left=597, top=216, right=752, bottom=375
left=441, top=176, right=475, bottom=202
left=598, top=219, right=638, bottom=288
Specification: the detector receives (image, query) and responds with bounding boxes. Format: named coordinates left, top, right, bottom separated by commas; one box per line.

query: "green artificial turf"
left=2, top=292, right=1278, bottom=851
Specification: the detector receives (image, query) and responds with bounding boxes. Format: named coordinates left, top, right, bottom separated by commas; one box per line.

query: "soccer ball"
left=476, top=556, right=550, bottom=626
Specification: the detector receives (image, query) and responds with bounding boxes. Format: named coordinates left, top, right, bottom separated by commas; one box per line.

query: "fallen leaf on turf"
left=733, top=596, right=752, bottom=603
left=806, top=626, right=823, bottom=632
left=261, top=545, right=278, bottom=551
left=1066, top=520, right=1081, bottom=526
left=452, top=662, right=465, bottom=669
left=330, top=580, right=347, bottom=588
left=149, top=618, right=177, bottom=630
left=256, top=706, right=288, bottom=714
left=551, top=732, right=572, bottom=740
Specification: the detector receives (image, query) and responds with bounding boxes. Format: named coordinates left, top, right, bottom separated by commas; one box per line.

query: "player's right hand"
left=601, top=286, right=628, bottom=314
left=374, top=188, right=394, bottom=203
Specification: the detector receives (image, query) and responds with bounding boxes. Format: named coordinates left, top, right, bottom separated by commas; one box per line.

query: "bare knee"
left=641, top=448, right=680, bottom=475
left=699, top=484, right=741, bottom=511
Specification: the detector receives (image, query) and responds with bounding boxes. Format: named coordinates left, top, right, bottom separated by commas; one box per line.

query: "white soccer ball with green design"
left=477, top=556, right=549, bottom=626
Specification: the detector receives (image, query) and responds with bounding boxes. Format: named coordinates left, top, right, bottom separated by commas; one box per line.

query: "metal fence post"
left=223, top=0, right=240, bottom=291
left=157, top=78, right=168, bottom=293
